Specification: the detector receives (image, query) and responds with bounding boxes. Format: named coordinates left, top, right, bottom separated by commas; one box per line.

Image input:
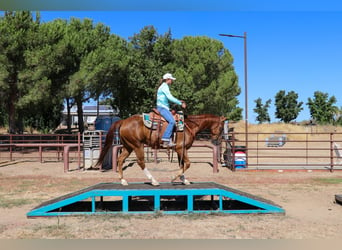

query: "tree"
left=0, top=91, right=6, bottom=127
left=0, top=15, right=243, bottom=133
left=170, top=36, right=242, bottom=120
left=0, top=11, right=40, bottom=133
left=254, top=98, right=271, bottom=124
left=79, top=34, right=129, bottom=116
left=121, top=27, right=242, bottom=119
left=63, top=18, right=111, bottom=133
left=123, top=26, right=171, bottom=116
left=334, top=107, right=342, bottom=126
left=19, top=18, right=69, bottom=132
left=275, top=90, right=303, bottom=123
left=307, top=91, right=338, bottom=125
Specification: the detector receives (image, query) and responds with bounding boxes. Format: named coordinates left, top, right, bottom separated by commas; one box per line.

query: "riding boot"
left=161, top=138, right=176, bottom=148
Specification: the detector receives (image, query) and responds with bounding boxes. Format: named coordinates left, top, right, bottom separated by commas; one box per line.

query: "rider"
left=156, top=73, right=186, bottom=147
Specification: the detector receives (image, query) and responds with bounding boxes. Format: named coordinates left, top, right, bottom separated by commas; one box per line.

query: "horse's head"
left=210, top=116, right=227, bottom=145
left=185, top=114, right=228, bottom=145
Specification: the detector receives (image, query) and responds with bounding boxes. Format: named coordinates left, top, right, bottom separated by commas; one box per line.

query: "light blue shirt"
left=157, top=82, right=182, bottom=109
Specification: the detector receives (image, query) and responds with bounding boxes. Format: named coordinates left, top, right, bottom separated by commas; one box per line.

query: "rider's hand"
left=181, top=101, right=187, bottom=109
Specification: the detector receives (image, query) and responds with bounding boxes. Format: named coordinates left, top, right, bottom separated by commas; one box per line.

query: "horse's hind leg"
left=117, top=147, right=132, bottom=185
left=135, top=146, right=160, bottom=186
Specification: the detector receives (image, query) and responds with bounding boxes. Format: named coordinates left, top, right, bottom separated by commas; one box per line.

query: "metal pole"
left=219, top=32, right=248, bottom=167
left=78, top=132, right=81, bottom=169
left=243, top=32, right=249, bottom=167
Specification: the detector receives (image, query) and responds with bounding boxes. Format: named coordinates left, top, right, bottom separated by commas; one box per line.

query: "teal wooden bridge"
left=27, top=182, right=285, bottom=217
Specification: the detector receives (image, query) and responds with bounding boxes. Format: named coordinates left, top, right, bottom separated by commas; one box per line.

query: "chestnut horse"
left=96, top=114, right=226, bottom=186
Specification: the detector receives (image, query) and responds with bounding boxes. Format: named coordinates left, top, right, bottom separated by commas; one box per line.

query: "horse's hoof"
left=171, top=175, right=178, bottom=182
left=121, top=179, right=128, bottom=186
left=180, top=175, right=190, bottom=185
left=152, top=181, right=160, bottom=186
left=183, top=179, right=191, bottom=185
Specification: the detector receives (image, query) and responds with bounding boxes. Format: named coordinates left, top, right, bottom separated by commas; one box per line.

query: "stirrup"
left=161, top=141, right=176, bottom=148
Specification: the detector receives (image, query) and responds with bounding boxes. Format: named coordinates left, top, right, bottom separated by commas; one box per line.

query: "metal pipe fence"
left=223, top=131, right=342, bottom=171
left=1, top=131, right=342, bottom=172
left=0, top=133, right=82, bottom=167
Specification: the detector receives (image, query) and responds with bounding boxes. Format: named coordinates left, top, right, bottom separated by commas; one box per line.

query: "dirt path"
left=0, top=160, right=342, bottom=239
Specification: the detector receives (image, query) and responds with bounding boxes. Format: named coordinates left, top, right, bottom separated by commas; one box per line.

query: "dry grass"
left=1, top=122, right=342, bottom=135
left=1, top=162, right=342, bottom=239
left=232, top=121, right=342, bottom=133
left=230, top=121, right=342, bottom=142
left=0, top=122, right=341, bottom=240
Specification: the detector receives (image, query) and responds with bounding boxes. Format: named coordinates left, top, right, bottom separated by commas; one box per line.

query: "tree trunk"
left=76, top=97, right=84, bottom=134
left=66, top=98, right=72, bottom=133
left=8, top=94, right=16, bottom=134
left=8, top=75, right=18, bottom=134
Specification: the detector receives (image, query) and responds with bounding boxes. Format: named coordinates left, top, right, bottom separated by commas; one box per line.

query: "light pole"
left=219, top=32, right=248, bottom=167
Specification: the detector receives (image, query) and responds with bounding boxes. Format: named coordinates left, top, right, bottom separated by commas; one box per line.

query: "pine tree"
left=275, top=90, right=303, bottom=123
left=254, top=98, right=271, bottom=124
left=307, top=91, right=338, bottom=125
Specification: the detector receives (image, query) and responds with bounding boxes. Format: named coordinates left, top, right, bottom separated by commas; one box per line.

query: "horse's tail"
left=95, top=119, right=123, bottom=168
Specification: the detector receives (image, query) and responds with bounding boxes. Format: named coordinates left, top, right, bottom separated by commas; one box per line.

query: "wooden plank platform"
left=27, top=182, right=285, bottom=217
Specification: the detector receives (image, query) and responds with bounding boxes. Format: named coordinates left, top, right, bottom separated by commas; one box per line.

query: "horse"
left=95, top=113, right=226, bottom=186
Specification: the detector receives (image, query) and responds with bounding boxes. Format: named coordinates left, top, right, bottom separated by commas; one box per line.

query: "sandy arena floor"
left=0, top=154, right=342, bottom=239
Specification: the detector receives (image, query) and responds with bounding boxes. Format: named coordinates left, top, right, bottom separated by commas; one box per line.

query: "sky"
left=2, top=1, right=342, bottom=123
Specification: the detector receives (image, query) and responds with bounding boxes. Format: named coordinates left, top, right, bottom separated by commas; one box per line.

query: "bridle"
left=211, top=120, right=224, bottom=146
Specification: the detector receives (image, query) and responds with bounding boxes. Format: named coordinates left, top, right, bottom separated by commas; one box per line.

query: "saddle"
left=143, top=108, right=184, bottom=131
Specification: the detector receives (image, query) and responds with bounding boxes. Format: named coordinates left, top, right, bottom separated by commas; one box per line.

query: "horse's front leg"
left=172, top=149, right=191, bottom=185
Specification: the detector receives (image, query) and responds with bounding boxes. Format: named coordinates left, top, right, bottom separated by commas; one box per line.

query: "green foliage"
left=253, top=98, right=271, bottom=124
left=0, top=11, right=40, bottom=133
left=84, top=34, right=129, bottom=100
left=275, top=90, right=303, bottom=123
left=4, top=11, right=342, bottom=131
left=170, top=36, right=241, bottom=120
left=334, top=107, right=342, bottom=126
left=307, top=91, right=338, bottom=125
left=18, top=19, right=70, bottom=132
left=0, top=12, right=243, bottom=133
left=314, top=177, right=342, bottom=184
left=122, top=26, right=165, bottom=116
left=0, top=95, right=6, bottom=126
left=64, top=18, right=112, bottom=132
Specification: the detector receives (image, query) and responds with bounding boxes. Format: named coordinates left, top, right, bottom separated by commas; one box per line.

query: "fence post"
left=231, top=133, right=236, bottom=171
left=78, top=132, right=81, bottom=169
left=63, top=145, right=69, bottom=172
left=330, top=133, right=334, bottom=172
left=212, top=144, right=218, bottom=173
left=39, top=146, right=43, bottom=163
left=9, top=134, right=13, bottom=161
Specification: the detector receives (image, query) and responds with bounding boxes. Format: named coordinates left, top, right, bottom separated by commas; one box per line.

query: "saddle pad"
left=142, top=112, right=184, bottom=131
left=142, top=113, right=159, bottom=130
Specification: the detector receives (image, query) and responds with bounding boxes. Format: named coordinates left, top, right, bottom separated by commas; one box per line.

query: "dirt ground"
left=0, top=155, right=342, bottom=239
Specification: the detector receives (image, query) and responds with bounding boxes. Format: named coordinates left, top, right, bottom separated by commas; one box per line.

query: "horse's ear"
left=220, top=116, right=227, bottom=122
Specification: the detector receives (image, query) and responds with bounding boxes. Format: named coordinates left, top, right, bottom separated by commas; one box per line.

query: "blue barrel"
left=95, top=116, right=121, bottom=132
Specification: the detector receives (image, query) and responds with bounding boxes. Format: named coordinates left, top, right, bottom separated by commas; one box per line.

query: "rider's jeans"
left=157, top=106, right=175, bottom=141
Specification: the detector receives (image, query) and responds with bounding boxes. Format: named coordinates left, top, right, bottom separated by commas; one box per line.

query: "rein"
left=184, top=122, right=196, bottom=138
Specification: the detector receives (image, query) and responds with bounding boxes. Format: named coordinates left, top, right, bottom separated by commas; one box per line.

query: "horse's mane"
left=184, top=114, right=221, bottom=130
left=185, top=114, right=219, bottom=120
